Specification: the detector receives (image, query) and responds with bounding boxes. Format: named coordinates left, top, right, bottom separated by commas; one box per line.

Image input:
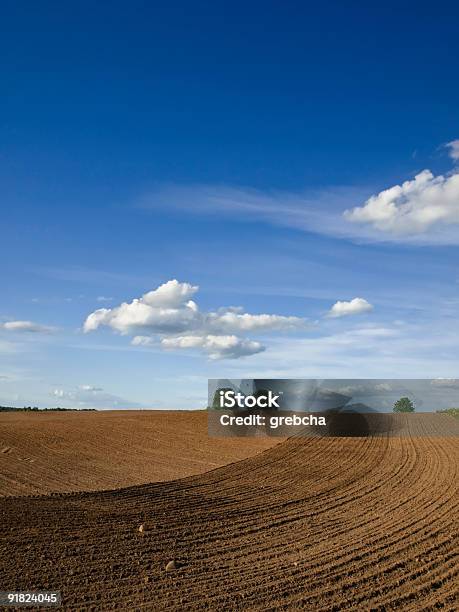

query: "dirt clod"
left=165, top=560, right=178, bottom=572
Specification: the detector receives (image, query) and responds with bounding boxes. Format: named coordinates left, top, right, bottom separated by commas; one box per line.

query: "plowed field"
left=0, top=413, right=457, bottom=610
left=0, top=411, right=279, bottom=496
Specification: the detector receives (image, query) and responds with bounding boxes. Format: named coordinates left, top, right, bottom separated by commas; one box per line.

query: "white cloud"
left=139, top=150, right=459, bottom=245
left=161, top=334, right=264, bottom=359
left=430, top=378, right=459, bottom=388
left=207, top=308, right=305, bottom=333
left=96, top=296, right=113, bottom=303
left=350, top=326, right=396, bottom=337
left=83, top=280, right=201, bottom=335
left=78, top=384, right=104, bottom=392
left=1, top=320, right=56, bottom=333
left=344, top=170, right=459, bottom=237
left=335, top=382, right=394, bottom=397
left=84, top=279, right=308, bottom=359
left=131, top=336, right=156, bottom=347
left=220, top=317, right=459, bottom=381
left=139, top=183, right=370, bottom=239
left=327, top=298, right=373, bottom=318
left=446, top=139, right=459, bottom=161
left=142, top=279, right=198, bottom=307
left=52, top=385, right=141, bottom=409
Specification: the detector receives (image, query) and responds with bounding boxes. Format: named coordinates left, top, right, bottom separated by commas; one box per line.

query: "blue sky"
left=1, top=1, right=459, bottom=409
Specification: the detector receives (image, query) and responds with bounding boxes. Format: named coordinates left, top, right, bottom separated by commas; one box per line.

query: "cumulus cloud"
left=327, top=298, right=374, bottom=318
left=160, top=334, right=264, bottom=359
left=344, top=170, right=459, bottom=237
left=84, top=279, right=307, bottom=359
left=83, top=280, right=200, bottom=335
left=207, top=308, right=305, bottom=333
left=1, top=320, right=56, bottom=333
left=446, top=139, right=459, bottom=161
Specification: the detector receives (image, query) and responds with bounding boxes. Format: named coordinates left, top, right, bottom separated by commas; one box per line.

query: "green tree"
left=393, top=397, right=414, bottom=413
left=437, top=408, right=459, bottom=419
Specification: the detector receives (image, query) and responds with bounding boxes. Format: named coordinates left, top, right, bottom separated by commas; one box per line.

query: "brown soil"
left=0, top=413, right=457, bottom=610
left=0, top=410, right=280, bottom=496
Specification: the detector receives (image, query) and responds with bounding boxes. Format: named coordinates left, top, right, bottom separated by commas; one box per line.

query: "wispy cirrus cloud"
left=96, top=296, right=114, bottom=303
left=139, top=144, right=459, bottom=244
left=220, top=319, right=459, bottom=381
left=138, top=182, right=370, bottom=240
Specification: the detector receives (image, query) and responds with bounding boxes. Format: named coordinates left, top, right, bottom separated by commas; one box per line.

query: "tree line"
left=0, top=406, right=96, bottom=411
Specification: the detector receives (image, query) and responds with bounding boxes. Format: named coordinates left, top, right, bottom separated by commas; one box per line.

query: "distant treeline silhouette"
left=0, top=406, right=96, bottom=412
left=437, top=408, right=459, bottom=418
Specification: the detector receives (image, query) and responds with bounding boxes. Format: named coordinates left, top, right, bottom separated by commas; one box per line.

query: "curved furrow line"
left=171, top=523, right=457, bottom=608
left=0, top=418, right=457, bottom=610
